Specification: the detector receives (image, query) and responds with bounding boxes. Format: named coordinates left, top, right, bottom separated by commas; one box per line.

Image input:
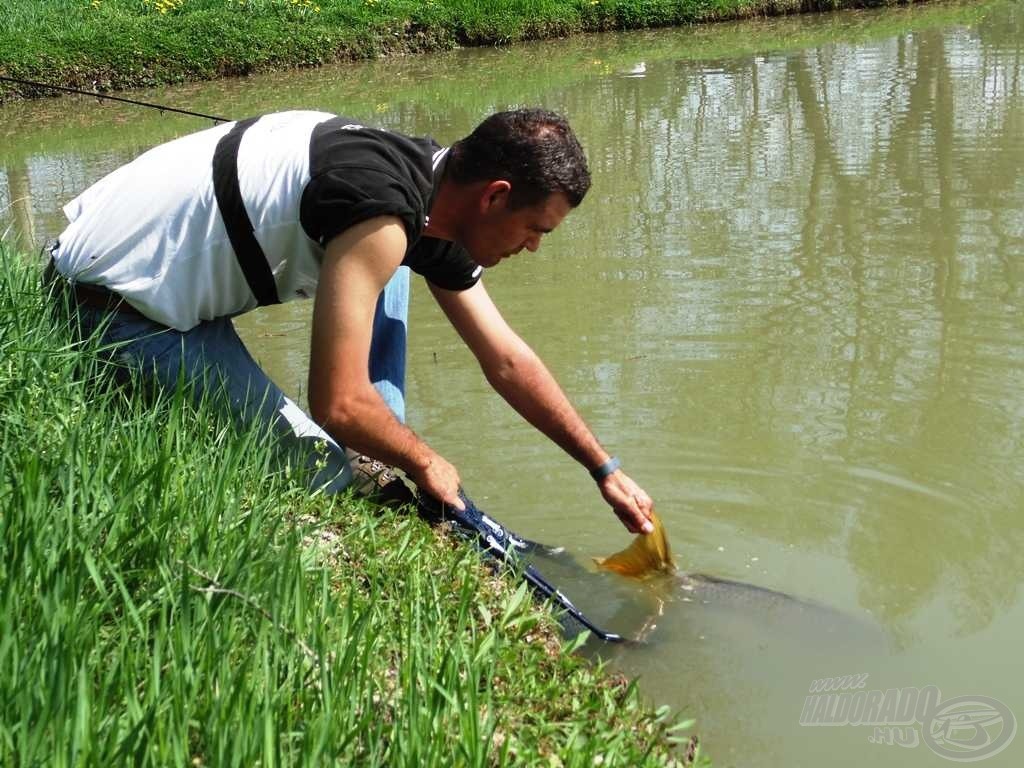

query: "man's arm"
left=308, top=216, right=463, bottom=508
left=429, top=279, right=654, bottom=533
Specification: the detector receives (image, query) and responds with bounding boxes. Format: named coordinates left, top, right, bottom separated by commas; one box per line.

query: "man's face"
left=462, top=189, right=573, bottom=268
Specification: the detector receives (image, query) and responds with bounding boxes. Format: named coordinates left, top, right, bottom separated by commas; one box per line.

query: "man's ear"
left=479, top=180, right=512, bottom=214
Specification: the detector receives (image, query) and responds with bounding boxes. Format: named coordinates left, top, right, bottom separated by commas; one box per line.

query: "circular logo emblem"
left=922, top=695, right=1017, bottom=762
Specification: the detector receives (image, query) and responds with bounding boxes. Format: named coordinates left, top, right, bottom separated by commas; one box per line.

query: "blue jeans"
left=68, top=267, right=411, bottom=493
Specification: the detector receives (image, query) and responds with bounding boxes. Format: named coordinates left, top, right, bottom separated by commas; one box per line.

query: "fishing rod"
left=0, top=75, right=228, bottom=123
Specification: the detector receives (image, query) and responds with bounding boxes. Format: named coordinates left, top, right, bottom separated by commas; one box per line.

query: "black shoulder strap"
left=212, top=117, right=281, bottom=306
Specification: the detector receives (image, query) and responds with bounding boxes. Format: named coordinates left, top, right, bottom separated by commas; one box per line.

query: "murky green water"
left=4, top=1, right=1023, bottom=764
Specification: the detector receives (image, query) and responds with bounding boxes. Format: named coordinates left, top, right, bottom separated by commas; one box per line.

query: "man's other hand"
left=599, top=470, right=654, bottom=534
left=410, top=451, right=465, bottom=511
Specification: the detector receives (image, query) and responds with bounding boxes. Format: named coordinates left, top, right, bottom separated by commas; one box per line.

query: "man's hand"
left=408, top=449, right=463, bottom=510
left=599, top=469, right=654, bottom=534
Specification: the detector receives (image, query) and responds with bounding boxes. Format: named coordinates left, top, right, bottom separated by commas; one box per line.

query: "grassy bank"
left=0, top=0, right=927, bottom=102
left=0, top=244, right=700, bottom=765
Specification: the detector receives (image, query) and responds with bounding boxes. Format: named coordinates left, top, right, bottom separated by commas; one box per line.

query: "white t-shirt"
left=54, top=110, right=481, bottom=331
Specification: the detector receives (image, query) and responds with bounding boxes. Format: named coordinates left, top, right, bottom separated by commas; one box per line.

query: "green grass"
left=0, top=242, right=702, bottom=765
left=0, top=0, right=928, bottom=102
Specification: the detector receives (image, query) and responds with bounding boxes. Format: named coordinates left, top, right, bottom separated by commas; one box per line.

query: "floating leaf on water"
left=593, top=512, right=676, bottom=578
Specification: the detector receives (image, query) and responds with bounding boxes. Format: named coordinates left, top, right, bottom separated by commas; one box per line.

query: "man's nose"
left=524, top=234, right=541, bottom=252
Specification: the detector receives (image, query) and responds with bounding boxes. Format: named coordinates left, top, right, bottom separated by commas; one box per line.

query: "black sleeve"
left=404, top=237, right=483, bottom=292
left=300, top=166, right=423, bottom=248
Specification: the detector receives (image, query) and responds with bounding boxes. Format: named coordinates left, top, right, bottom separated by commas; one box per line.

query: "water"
left=3, top=1, right=1023, bottom=764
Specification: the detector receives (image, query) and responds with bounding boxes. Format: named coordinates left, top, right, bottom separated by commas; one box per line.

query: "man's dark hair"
left=447, top=109, right=591, bottom=209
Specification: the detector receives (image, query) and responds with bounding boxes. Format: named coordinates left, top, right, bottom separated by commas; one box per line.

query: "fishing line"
left=0, top=75, right=228, bottom=123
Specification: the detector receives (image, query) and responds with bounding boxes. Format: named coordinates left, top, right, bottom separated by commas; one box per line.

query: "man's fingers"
left=412, top=456, right=465, bottom=511
left=635, top=505, right=654, bottom=533
left=432, top=479, right=464, bottom=511
left=635, top=494, right=654, bottom=532
left=621, top=499, right=653, bottom=534
left=615, top=505, right=649, bottom=535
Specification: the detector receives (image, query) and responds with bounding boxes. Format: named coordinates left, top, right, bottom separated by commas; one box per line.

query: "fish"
left=593, top=511, right=676, bottom=578
left=586, top=514, right=885, bottom=648
left=590, top=520, right=823, bottom=636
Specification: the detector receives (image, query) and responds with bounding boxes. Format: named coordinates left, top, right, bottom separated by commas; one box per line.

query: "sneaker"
left=346, top=451, right=416, bottom=508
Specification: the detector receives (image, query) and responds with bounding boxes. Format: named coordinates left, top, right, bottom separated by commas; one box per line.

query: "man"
left=49, top=108, right=654, bottom=534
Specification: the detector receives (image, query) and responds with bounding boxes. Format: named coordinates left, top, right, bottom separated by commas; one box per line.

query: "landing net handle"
left=417, top=489, right=624, bottom=643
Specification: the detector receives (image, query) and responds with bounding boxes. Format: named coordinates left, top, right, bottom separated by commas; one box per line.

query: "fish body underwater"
left=575, top=513, right=887, bottom=649
left=578, top=517, right=894, bottom=768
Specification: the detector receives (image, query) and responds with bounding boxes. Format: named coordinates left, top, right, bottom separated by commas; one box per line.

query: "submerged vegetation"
left=0, top=243, right=700, bottom=764
left=0, top=0, right=929, bottom=101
